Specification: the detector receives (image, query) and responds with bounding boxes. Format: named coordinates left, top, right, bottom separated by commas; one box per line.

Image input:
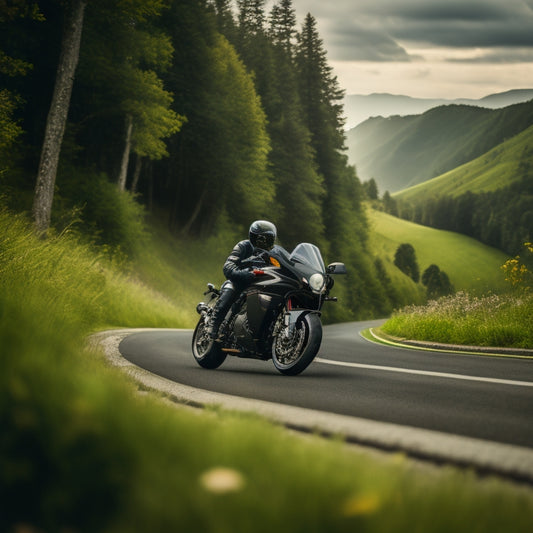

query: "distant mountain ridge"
left=345, top=98, right=533, bottom=193
left=343, top=89, right=533, bottom=129
left=396, top=123, right=533, bottom=201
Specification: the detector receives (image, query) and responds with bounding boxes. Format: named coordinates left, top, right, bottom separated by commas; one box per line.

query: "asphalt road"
left=119, top=320, right=533, bottom=450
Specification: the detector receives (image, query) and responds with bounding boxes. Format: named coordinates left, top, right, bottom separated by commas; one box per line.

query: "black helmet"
left=249, top=220, right=277, bottom=250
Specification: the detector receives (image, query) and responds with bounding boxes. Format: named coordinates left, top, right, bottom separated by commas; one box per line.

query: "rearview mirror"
left=327, top=262, right=347, bottom=274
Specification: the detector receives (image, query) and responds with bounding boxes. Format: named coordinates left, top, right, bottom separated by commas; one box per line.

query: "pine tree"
left=269, top=0, right=297, bottom=56
left=231, top=0, right=326, bottom=249
left=208, top=0, right=237, bottom=41
left=157, top=0, right=273, bottom=235
left=294, top=13, right=386, bottom=319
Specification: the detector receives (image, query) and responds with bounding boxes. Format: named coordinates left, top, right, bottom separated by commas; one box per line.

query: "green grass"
left=367, top=208, right=509, bottom=295
left=128, top=212, right=247, bottom=328
left=367, top=208, right=533, bottom=347
left=381, top=291, right=533, bottom=349
left=395, top=124, right=533, bottom=201
left=2, top=207, right=533, bottom=532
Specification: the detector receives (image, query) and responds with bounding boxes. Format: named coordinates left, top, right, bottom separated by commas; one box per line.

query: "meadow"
left=367, top=208, right=509, bottom=295
left=381, top=291, right=533, bottom=349
left=2, top=206, right=533, bottom=531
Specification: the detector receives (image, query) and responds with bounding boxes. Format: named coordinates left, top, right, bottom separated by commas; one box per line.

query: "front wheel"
left=272, top=312, right=322, bottom=376
left=192, top=319, right=227, bottom=369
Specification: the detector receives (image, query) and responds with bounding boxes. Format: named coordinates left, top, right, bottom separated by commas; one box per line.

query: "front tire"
left=192, top=319, right=227, bottom=369
left=272, top=313, right=322, bottom=376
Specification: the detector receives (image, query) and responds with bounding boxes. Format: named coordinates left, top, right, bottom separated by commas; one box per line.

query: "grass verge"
left=2, top=208, right=533, bottom=532
left=381, top=291, right=533, bottom=349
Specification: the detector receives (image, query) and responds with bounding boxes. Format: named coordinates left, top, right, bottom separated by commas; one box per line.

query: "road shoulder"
left=90, top=328, right=533, bottom=485
left=363, top=327, right=533, bottom=359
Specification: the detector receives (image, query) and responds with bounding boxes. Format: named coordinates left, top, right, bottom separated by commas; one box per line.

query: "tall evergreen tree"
left=237, top=0, right=266, bottom=37
left=269, top=0, right=297, bottom=56
left=295, top=13, right=386, bottom=318
left=265, top=1, right=325, bottom=248
left=208, top=0, right=237, bottom=41
left=157, top=0, right=273, bottom=236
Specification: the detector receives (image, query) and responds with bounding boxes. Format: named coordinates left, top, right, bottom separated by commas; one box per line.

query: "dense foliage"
left=0, top=0, right=395, bottom=319
left=396, top=177, right=533, bottom=255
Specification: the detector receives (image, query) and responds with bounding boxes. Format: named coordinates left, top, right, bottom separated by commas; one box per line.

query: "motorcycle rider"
left=207, top=220, right=277, bottom=341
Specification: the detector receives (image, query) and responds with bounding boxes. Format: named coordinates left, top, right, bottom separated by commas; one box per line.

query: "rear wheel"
left=192, top=319, right=227, bottom=369
left=272, top=312, right=322, bottom=376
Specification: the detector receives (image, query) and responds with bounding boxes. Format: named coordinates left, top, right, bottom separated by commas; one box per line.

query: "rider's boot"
left=207, top=284, right=236, bottom=341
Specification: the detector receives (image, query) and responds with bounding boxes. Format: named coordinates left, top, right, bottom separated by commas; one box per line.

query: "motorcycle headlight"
left=309, top=273, right=325, bottom=294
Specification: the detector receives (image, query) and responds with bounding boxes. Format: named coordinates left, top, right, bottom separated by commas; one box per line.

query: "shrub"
left=393, top=243, right=419, bottom=283
left=54, top=168, right=148, bottom=256
left=422, top=264, right=454, bottom=299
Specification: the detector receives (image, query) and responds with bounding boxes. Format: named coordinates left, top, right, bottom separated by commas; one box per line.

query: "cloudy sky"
left=284, top=0, right=533, bottom=98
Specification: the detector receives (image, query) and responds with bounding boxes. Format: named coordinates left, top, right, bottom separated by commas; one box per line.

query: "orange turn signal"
left=270, top=257, right=280, bottom=267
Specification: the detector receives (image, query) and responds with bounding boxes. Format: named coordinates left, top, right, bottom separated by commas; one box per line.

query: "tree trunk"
left=117, top=113, right=133, bottom=191
left=131, top=153, right=142, bottom=193
left=181, top=186, right=207, bottom=236
left=32, top=0, right=87, bottom=235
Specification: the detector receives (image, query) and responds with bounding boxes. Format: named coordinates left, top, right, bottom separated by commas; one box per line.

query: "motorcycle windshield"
left=289, top=243, right=325, bottom=274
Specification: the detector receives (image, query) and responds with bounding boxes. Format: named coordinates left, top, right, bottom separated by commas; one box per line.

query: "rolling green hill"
left=367, top=208, right=509, bottom=296
left=346, top=99, right=533, bottom=193
left=396, top=124, right=533, bottom=201
left=389, top=118, right=533, bottom=255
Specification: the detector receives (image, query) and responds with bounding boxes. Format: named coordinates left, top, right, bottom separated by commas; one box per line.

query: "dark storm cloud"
left=327, top=22, right=412, bottom=62
left=291, top=0, right=533, bottom=62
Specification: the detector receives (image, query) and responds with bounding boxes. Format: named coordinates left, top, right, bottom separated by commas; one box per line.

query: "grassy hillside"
left=367, top=208, right=509, bottom=295
left=396, top=124, right=533, bottom=201
left=4, top=208, right=533, bottom=531
left=346, top=99, right=533, bottom=193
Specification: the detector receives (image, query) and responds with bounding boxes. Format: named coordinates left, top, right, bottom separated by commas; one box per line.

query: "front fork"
left=278, top=300, right=318, bottom=339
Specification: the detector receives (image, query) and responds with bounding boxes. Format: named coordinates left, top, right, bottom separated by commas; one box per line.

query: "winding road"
left=92, top=320, right=533, bottom=482
left=117, top=320, right=533, bottom=449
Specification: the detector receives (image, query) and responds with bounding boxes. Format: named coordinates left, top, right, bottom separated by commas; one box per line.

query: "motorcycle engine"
left=233, top=311, right=256, bottom=352
left=234, top=312, right=250, bottom=338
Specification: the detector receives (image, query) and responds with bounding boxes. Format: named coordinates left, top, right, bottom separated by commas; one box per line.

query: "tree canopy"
left=0, top=0, right=396, bottom=319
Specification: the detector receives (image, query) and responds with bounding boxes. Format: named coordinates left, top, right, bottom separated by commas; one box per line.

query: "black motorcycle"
left=192, top=242, right=346, bottom=376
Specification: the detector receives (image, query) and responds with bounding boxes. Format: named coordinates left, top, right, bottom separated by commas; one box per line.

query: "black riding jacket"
left=222, top=240, right=257, bottom=287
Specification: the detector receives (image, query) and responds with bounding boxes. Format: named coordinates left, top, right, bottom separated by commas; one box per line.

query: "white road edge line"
left=88, top=328, right=533, bottom=484
left=315, top=358, right=533, bottom=388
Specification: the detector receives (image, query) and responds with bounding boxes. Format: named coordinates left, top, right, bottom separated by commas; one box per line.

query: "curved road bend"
left=118, top=320, right=533, bottom=450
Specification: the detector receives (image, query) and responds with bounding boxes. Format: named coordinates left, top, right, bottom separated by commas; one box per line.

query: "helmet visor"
left=252, top=232, right=275, bottom=250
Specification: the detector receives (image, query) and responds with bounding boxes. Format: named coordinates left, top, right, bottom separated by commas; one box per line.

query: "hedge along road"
left=93, top=320, right=533, bottom=483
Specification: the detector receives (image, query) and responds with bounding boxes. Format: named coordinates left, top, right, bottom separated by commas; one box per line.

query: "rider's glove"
left=234, top=270, right=255, bottom=283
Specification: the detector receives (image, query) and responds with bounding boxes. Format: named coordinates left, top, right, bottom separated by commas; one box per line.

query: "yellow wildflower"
left=342, top=493, right=381, bottom=516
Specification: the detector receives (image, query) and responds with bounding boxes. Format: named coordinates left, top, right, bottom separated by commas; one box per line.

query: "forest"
left=0, top=0, right=401, bottom=319
left=393, top=176, right=533, bottom=256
